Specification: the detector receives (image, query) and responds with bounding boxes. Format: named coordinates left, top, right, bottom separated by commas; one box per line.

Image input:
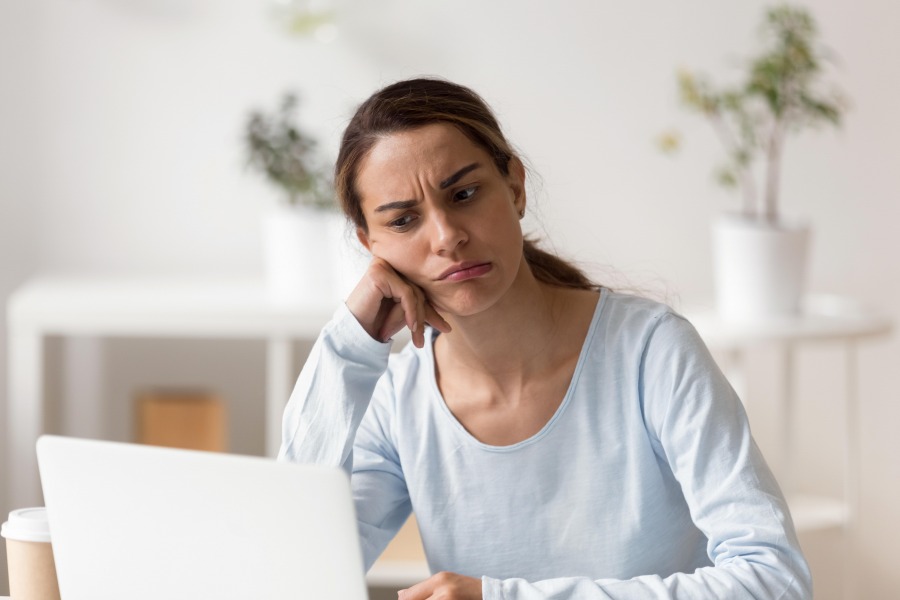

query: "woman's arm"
left=278, top=302, right=415, bottom=569
left=278, top=302, right=391, bottom=470
left=477, top=313, right=812, bottom=600
left=280, top=257, right=452, bottom=569
left=279, top=255, right=450, bottom=468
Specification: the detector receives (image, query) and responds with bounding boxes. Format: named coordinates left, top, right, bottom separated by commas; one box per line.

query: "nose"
left=428, top=208, right=467, bottom=255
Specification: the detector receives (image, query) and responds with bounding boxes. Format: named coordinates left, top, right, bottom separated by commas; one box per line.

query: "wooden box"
left=136, top=389, right=227, bottom=452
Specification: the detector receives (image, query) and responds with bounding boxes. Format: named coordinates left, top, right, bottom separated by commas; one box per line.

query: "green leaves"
left=671, top=3, right=846, bottom=221
left=677, top=69, right=719, bottom=115
left=715, top=164, right=739, bottom=189
left=748, top=5, right=822, bottom=120
left=244, top=93, right=336, bottom=210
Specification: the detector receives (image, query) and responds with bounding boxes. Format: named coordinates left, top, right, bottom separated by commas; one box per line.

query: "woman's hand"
left=346, top=257, right=451, bottom=348
left=397, top=571, right=482, bottom=600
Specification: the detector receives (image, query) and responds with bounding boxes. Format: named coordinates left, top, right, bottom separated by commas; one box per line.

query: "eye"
left=453, top=186, right=478, bottom=202
left=388, top=214, right=417, bottom=230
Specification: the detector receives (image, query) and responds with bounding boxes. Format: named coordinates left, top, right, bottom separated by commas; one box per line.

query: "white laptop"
left=36, top=435, right=369, bottom=600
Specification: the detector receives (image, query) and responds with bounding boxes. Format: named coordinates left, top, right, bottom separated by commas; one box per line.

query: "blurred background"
left=1, top=0, right=897, bottom=597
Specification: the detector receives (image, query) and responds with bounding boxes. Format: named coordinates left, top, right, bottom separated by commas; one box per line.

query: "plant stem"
left=709, top=111, right=757, bottom=218
left=764, top=117, right=786, bottom=223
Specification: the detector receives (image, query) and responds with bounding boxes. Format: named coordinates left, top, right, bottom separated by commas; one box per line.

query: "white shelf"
left=366, top=560, right=431, bottom=588
left=7, top=275, right=335, bottom=338
left=686, top=294, right=891, bottom=347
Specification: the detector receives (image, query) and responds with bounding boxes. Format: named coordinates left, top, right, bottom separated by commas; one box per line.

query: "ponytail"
left=523, top=238, right=596, bottom=291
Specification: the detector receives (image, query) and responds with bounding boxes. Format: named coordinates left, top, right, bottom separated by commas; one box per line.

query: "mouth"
left=436, top=261, right=493, bottom=282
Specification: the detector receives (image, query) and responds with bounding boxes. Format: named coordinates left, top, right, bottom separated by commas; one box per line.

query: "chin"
left=429, top=288, right=505, bottom=320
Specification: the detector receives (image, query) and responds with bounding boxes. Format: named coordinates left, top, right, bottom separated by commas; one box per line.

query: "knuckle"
left=404, top=286, right=421, bottom=304
left=368, top=259, right=388, bottom=276
left=435, top=571, right=453, bottom=583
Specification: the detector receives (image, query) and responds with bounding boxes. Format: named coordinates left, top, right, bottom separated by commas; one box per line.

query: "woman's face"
left=356, top=123, right=527, bottom=318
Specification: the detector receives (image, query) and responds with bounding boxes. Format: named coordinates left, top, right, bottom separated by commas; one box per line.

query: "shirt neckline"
left=422, top=287, right=609, bottom=452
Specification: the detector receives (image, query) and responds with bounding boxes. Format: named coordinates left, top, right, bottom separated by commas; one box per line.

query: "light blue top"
left=279, top=289, right=812, bottom=599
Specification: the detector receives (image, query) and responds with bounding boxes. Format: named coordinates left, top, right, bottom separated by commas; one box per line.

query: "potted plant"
left=245, top=92, right=349, bottom=307
left=663, top=4, right=847, bottom=320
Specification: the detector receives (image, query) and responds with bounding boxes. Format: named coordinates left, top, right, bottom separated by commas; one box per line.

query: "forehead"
left=357, top=123, right=490, bottom=196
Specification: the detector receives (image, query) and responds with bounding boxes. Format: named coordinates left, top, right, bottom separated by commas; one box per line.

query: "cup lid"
left=1, top=507, right=51, bottom=543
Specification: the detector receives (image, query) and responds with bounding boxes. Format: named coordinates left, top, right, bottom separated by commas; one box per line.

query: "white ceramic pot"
left=261, top=206, right=370, bottom=308
left=326, top=217, right=370, bottom=303
left=711, top=213, right=811, bottom=321
left=261, top=205, right=337, bottom=308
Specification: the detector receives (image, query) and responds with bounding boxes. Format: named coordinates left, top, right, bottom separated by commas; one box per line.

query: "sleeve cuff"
left=482, top=576, right=503, bottom=600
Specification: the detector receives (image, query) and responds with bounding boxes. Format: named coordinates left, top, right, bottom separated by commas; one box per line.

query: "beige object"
left=136, top=389, right=227, bottom=452
left=379, top=515, right=426, bottom=562
left=2, top=508, right=61, bottom=600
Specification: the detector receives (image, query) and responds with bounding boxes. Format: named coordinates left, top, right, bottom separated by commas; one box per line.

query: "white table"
left=685, top=295, right=892, bottom=599
left=6, top=276, right=334, bottom=510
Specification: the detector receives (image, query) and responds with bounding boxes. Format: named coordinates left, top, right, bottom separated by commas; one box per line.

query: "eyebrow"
left=373, top=162, right=482, bottom=213
left=374, top=199, right=419, bottom=214
left=439, top=162, right=481, bottom=189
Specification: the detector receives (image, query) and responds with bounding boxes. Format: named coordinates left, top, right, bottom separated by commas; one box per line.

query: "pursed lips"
left=436, top=261, right=492, bottom=281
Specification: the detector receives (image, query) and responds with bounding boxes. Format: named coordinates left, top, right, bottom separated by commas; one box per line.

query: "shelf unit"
left=5, top=276, right=335, bottom=512
left=685, top=294, right=892, bottom=599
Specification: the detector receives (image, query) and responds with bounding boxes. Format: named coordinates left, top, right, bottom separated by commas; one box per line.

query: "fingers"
left=397, top=572, right=437, bottom=600
left=388, top=278, right=425, bottom=348
left=398, top=572, right=482, bottom=600
left=348, top=258, right=448, bottom=347
left=411, top=287, right=428, bottom=348
left=425, top=303, right=452, bottom=334
left=380, top=296, right=451, bottom=347
left=399, top=280, right=453, bottom=341
left=377, top=301, right=407, bottom=344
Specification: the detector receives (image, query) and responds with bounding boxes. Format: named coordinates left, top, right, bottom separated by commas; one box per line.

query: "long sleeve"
left=278, top=303, right=390, bottom=470
left=481, top=313, right=812, bottom=599
left=278, top=303, right=412, bottom=569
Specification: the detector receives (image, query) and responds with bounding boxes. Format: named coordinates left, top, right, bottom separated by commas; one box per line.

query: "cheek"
left=493, top=217, right=524, bottom=257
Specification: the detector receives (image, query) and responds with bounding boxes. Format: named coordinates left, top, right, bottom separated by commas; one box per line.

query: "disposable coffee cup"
left=1, top=507, right=61, bottom=600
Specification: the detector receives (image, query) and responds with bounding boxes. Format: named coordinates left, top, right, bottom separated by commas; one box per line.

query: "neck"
left=436, top=258, right=575, bottom=380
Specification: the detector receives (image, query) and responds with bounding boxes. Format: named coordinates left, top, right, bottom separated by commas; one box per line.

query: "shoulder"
left=593, top=288, right=690, bottom=347
left=584, top=289, right=714, bottom=385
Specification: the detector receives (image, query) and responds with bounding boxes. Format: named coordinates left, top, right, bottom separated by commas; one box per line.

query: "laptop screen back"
left=37, top=435, right=368, bottom=600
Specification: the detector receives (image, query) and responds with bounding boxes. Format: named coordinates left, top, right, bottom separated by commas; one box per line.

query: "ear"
left=356, top=227, right=372, bottom=252
left=508, top=157, right=527, bottom=216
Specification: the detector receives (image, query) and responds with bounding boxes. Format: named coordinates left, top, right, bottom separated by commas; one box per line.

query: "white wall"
left=2, top=0, right=898, bottom=596
left=0, top=0, right=37, bottom=580
left=1, top=2, right=39, bottom=593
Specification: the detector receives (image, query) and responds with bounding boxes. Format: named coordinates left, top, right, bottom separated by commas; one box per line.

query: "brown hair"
left=334, top=77, right=596, bottom=291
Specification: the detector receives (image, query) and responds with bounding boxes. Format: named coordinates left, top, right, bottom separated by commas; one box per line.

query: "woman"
left=279, top=78, right=812, bottom=599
